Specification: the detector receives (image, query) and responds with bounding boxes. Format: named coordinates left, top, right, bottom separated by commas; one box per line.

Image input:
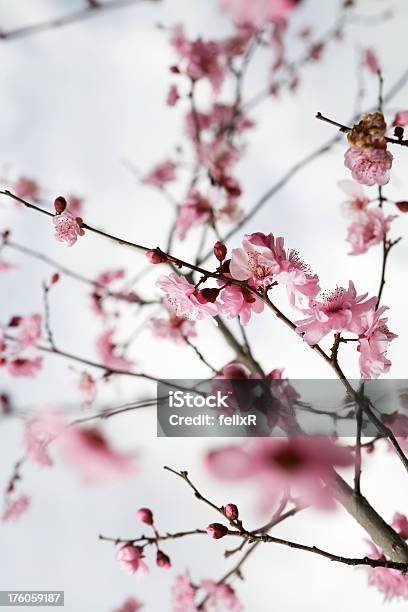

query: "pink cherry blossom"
left=170, top=25, right=227, bottom=92
left=156, top=274, right=218, bottom=320
left=116, top=545, right=148, bottom=579
left=201, top=580, right=242, bottom=612
left=59, top=424, right=137, bottom=483
left=2, top=494, right=30, bottom=522
left=53, top=211, right=84, bottom=246
left=0, top=259, right=16, bottom=272
left=151, top=310, right=197, bottom=344
left=96, top=329, right=133, bottom=370
left=230, top=232, right=319, bottom=303
left=358, top=305, right=397, bottom=379
left=176, top=190, right=213, bottom=240
left=219, top=0, right=300, bottom=28
left=344, top=146, right=393, bottom=187
left=12, top=314, right=41, bottom=353
left=112, top=597, right=143, bottom=612
left=14, top=177, right=39, bottom=201
left=230, top=232, right=281, bottom=288
left=393, top=111, right=408, bottom=127
left=95, top=268, right=125, bottom=288
left=274, top=248, right=320, bottom=306
left=67, top=194, right=84, bottom=217
left=347, top=208, right=396, bottom=255
left=7, top=357, right=43, bottom=377
left=207, top=437, right=353, bottom=511
left=172, top=573, right=197, bottom=612
left=365, top=540, right=408, bottom=601
left=24, top=417, right=54, bottom=466
left=142, top=160, right=177, bottom=188
left=296, top=281, right=378, bottom=345
left=218, top=284, right=264, bottom=326
left=338, top=180, right=369, bottom=215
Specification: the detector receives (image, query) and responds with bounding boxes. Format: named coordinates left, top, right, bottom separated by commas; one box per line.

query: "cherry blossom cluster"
left=153, top=231, right=396, bottom=379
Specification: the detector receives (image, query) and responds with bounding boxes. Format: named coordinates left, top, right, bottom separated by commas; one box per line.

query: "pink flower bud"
left=156, top=550, right=171, bottom=569
left=213, top=241, right=227, bottom=262
left=146, top=249, right=168, bottom=264
left=207, top=523, right=228, bottom=539
left=54, top=196, right=67, bottom=214
left=136, top=508, right=153, bottom=525
left=396, top=201, right=408, bottom=213
left=224, top=503, right=239, bottom=521
left=51, top=273, right=60, bottom=285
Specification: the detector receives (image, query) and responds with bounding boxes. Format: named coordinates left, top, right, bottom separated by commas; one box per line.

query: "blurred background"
left=0, top=0, right=407, bottom=609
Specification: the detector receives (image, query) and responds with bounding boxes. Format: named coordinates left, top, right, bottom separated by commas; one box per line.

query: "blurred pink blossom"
left=219, top=0, right=300, bottom=28
left=207, top=437, right=353, bottom=511
left=151, top=310, right=197, bottom=344
left=7, top=357, right=43, bottom=377
left=347, top=208, right=396, bottom=255
left=116, top=545, right=148, bottom=579
left=24, top=417, right=55, bottom=466
left=112, top=597, right=143, bottom=612
left=14, top=177, right=39, bottom=201
left=60, top=424, right=137, bottom=483
left=172, top=573, right=197, bottom=612
left=338, top=180, right=369, bottom=215
left=2, top=494, right=30, bottom=522
left=201, top=580, right=242, bottom=611
left=364, top=48, right=380, bottom=75
left=96, top=329, right=133, bottom=371
left=392, top=513, right=408, bottom=540
left=142, top=160, right=177, bottom=188
left=393, top=111, right=408, bottom=127
left=365, top=540, right=408, bottom=601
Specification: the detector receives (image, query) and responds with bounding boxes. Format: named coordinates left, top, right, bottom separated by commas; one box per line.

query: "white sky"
left=0, top=0, right=408, bottom=610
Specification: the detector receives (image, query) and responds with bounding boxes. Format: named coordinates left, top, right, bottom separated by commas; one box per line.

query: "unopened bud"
left=51, top=273, right=60, bottom=285
left=213, top=241, right=227, bottom=262
left=54, top=196, right=67, bottom=214
left=146, top=249, right=168, bottom=264
left=207, top=523, right=228, bottom=539
left=8, top=316, right=22, bottom=327
left=136, top=508, right=154, bottom=525
left=224, top=503, right=239, bottom=521
left=396, top=201, right=408, bottom=213
left=156, top=550, right=171, bottom=569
